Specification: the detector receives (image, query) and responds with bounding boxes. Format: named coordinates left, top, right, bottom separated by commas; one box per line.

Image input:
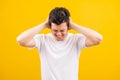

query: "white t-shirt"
left=34, top=33, right=86, bottom=80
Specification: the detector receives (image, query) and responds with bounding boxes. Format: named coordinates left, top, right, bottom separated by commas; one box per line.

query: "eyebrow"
left=53, top=29, right=65, bottom=31
left=53, top=29, right=65, bottom=32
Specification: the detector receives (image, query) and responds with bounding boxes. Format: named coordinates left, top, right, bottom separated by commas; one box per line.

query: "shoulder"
left=34, top=34, right=44, bottom=38
left=68, top=33, right=85, bottom=38
left=34, top=33, right=53, bottom=41
left=34, top=33, right=51, bottom=38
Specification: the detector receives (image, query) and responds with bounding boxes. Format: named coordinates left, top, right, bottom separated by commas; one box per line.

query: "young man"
left=17, top=7, right=103, bottom=80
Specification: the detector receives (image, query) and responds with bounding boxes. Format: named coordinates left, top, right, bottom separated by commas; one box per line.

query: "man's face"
left=51, top=22, right=68, bottom=41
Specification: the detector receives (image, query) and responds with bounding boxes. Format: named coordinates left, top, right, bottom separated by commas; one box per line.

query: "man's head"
left=48, top=7, right=70, bottom=41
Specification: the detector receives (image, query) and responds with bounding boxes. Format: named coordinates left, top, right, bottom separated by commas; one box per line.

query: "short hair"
left=48, top=7, right=70, bottom=28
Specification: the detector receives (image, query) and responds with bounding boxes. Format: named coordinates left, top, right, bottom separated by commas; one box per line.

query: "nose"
left=56, top=32, right=62, bottom=36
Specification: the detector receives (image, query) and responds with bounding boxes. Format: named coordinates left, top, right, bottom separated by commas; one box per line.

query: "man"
left=17, top=7, right=103, bottom=80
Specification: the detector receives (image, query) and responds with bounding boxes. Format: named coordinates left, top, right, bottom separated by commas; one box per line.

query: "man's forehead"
left=51, top=23, right=67, bottom=29
left=51, top=22, right=67, bottom=26
left=51, top=26, right=67, bottom=30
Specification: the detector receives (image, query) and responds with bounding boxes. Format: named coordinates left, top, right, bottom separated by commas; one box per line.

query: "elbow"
left=96, top=39, right=102, bottom=45
left=95, top=35, right=103, bottom=45
left=98, top=34, right=103, bottom=43
left=16, top=36, right=26, bottom=46
left=87, top=35, right=103, bottom=47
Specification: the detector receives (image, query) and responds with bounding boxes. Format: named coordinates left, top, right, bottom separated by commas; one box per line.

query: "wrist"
left=69, top=22, right=75, bottom=29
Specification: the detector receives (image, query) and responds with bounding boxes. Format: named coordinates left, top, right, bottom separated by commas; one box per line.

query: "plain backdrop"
left=0, top=0, right=120, bottom=80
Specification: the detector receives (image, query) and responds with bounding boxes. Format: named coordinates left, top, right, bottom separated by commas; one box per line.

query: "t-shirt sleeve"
left=76, top=34, right=88, bottom=50
left=33, top=34, right=44, bottom=49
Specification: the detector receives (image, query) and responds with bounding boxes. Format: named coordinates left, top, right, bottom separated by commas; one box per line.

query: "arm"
left=17, top=19, right=49, bottom=48
left=69, top=19, right=103, bottom=47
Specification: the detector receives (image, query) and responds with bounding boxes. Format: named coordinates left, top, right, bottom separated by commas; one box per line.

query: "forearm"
left=17, top=22, right=47, bottom=43
left=70, top=22, right=103, bottom=41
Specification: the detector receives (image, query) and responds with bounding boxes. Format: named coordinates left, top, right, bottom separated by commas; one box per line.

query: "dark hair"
left=48, top=7, right=70, bottom=28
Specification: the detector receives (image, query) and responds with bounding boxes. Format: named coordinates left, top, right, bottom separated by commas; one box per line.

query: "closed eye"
left=54, top=30, right=58, bottom=32
left=60, top=30, right=64, bottom=32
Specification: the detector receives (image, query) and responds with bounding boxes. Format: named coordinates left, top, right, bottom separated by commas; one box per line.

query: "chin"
left=56, top=39, right=63, bottom=41
left=56, top=38, right=64, bottom=41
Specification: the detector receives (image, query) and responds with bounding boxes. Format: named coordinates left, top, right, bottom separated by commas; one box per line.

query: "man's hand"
left=69, top=17, right=74, bottom=30
left=44, top=17, right=50, bottom=29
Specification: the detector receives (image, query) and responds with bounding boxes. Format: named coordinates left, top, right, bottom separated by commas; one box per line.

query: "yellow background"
left=0, top=0, right=120, bottom=80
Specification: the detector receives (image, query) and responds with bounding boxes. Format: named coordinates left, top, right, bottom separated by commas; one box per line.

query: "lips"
left=55, top=36, right=63, bottom=40
left=57, top=36, right=62, bottom=38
